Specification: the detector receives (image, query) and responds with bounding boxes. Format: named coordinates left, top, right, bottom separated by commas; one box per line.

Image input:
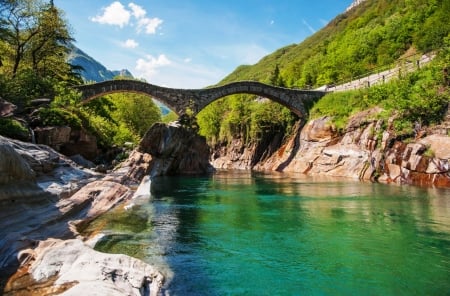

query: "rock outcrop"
left=139, top=123, right=214, bottom=176
left=0, top=98, right=17, bottom=117
left=212, top=109, right=450, bottom=187
left=1, top=123, right=213, bottom=294
left=4, top=239, right=163, bottom=296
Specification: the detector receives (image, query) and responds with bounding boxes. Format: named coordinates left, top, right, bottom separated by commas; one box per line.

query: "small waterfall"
left=30, top=128, right=36, bottom=144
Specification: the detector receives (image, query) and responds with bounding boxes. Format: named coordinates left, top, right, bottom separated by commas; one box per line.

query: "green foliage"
left=0, top=69, right=55, bottom=106
left=51, top=82, right=83, bottom=108
left=39, top=107, right=81, bottom=128
left=218, top=0, right=450, bottom=89
left=0, top=117, right=29, bottom=140
left=198, top=94, right=296, bottom=144
left=310, top=53, right=450, bottom=136
left=197, top=0, right=450, bottom=144
left=81, top=91, right=162, bottom=146
left=310, top=90, right=366, bottom=130
left=106, top=92, right=162, bottom=137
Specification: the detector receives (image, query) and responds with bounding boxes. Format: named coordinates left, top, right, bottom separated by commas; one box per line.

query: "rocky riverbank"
left=0, top=123, right=212, bottom=295
left=2, top=111, right=449, bottom=294
left=212, top=108, right=450, bottom=187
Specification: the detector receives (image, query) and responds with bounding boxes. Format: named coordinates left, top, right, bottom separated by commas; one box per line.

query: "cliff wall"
left=212, top=109, right=450, bottom=187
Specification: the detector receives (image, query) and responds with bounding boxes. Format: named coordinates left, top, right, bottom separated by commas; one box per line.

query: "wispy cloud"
left=302, top=19, right=316, bottom=34
left=91, top=1, right=163, bottom=34
left=121, top=39, right=139, bottom=48
left=270, top=20, right=275, bottom=25
left=91, top=1, right=131, bottom=27
left=319, top=19, right=329, bottom=27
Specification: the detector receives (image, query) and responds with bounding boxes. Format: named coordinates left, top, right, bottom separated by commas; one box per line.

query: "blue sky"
left=54, top=0, right=354, bottom=88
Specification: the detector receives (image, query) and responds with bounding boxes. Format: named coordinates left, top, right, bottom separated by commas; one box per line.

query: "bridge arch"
left=76, top=80, right=326, bottom=117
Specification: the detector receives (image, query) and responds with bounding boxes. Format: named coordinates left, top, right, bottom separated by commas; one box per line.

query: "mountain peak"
left=68, top=45, right=133, bottom=82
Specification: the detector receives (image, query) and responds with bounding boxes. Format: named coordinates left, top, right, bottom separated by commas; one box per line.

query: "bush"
left=0, top=118, right=29, bottom=140
left=39, top=107, right=82, bottom=128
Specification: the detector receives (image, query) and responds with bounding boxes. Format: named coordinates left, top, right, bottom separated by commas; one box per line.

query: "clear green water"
left=87, top=171, right=450, bottom=295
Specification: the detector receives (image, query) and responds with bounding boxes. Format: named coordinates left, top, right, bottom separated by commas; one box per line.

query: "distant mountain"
left=67, top=45, right=133, bottom=82
left=68, top=45, right=171, bottom=116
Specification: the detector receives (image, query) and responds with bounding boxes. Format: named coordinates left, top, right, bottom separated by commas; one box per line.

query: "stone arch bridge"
left=76, top=80, right=326, bottom=117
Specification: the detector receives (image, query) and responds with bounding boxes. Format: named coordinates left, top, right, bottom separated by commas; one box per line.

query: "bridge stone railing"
left=76, top=80, right=326, bottom=117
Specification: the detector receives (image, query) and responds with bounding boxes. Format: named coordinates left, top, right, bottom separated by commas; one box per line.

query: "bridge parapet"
left=76, top=80, right=326, bottom=117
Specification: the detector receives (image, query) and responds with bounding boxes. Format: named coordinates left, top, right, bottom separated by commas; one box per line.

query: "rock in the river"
left=4, top=238, right=163, bottom=296
left=139, top=123, right=214, bottom=176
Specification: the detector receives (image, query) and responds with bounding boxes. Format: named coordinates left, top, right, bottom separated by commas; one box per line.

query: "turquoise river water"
left=86, top=171, right=450, bottom=295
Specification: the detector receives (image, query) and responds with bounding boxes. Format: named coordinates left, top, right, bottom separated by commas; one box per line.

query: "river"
left=85, top=171, right=450, bottom=295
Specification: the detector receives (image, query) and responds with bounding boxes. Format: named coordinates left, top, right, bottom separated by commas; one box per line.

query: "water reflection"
left=85, top=171, right=450, bottom=295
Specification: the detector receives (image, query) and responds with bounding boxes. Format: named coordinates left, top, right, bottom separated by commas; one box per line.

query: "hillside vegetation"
left=198, top=0, right=450, bottom=144
left=0, top=0, right=162, bottom=148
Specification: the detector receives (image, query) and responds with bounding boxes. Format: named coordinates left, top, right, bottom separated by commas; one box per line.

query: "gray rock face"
left=139, top=123, right=214, bottom=177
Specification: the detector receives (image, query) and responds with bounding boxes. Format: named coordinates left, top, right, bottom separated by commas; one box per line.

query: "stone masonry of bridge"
left=76, top=80, right=326, bottom=117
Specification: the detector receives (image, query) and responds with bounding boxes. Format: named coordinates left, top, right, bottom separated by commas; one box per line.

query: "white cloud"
left=134, top=55, right=224, bottom=88
left=135, top=54, right=171, bottom=79
left=128, top=3, right=146, bottom=19
left=122, top=39, right=139, bottom=48
left=91, top=1, right=163, bottom=34
left=91, top=1, right=131, bottom=27
left=137, top=17, right=163, bottom=34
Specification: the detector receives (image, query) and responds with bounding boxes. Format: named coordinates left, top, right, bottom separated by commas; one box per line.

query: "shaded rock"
left=0, top=98, right=17, bottom=117
left=0, top=137, right=35, bottom=185
left=139, top=123, right=213, bottom=176
left=60, top=129, right=99, bottom=160
left=70, top=154, right=95, bottom=168
left=34, top=126, right=71, bottom=151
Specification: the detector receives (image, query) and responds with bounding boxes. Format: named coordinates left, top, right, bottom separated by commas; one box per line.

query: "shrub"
left=0, top=118, right=29, bottom=140
left=39, top=107, right=82, bottom=128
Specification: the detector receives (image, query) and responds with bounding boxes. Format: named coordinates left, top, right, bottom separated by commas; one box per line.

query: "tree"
left=269, top=64, right=285, bottom=87
left=0, top=0, right=73, bottom=77
left=29, top=2, right=73, bottom=78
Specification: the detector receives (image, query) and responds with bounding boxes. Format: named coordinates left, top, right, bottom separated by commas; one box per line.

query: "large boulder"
left=4, top=239, right=163, bottom=296
left=139, top=123, right=213, bottom=176
left=0, top=98, right=17, bottom=117
left=0, top=137, right=35, bottom=186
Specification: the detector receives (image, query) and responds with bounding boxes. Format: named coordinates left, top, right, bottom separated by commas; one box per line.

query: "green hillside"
left=220, top=0, right=449, bottom=88
left=198, top=0, right=450, bottom=143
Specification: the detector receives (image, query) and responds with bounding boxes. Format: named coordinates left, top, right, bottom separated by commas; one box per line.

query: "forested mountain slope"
left=220, top=0, right=449, bottom=88
left=197, top=0, right=450, bottom=144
